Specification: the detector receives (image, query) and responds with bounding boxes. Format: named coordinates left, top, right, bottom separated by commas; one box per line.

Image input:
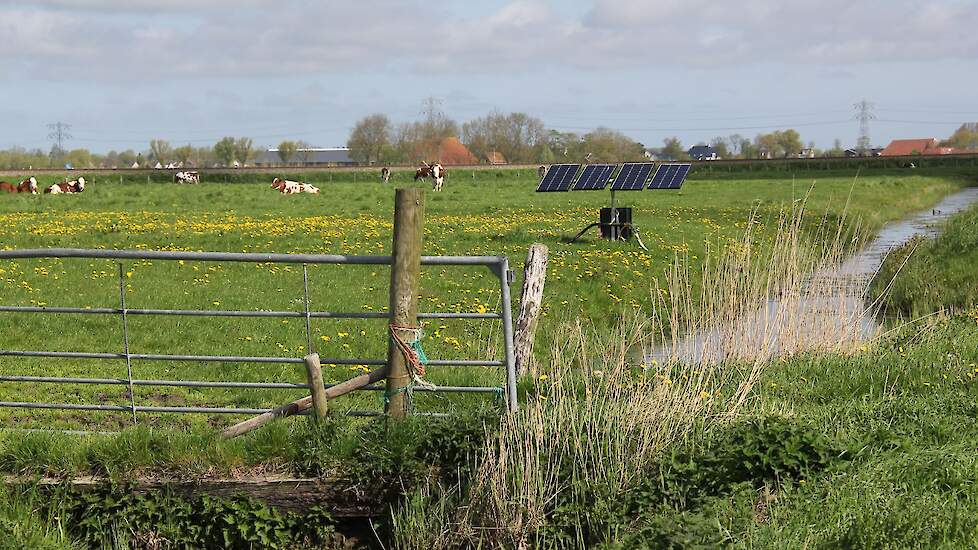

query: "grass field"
left=0, top=169, right=966, bottom=433
left=2, top=168, right=978, bottom=547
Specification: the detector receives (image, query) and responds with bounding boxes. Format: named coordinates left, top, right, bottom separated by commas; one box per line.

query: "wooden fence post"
left=385, top=188, right=424, bottom=419
left=303, top=353, right=328, bottom=418
left=514, top=244, right=548, bottom=378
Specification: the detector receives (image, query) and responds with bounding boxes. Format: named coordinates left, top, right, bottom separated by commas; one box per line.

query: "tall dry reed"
left=395, top=194, right=878, bottom=548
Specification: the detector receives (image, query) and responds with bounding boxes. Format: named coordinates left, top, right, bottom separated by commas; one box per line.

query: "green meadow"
left=1, top=167, right=977, bottom=548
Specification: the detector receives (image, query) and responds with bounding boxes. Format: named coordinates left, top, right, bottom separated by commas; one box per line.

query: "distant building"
left=438, top=137, right=478, bottom=165
left=646, top=149, right=675, bottom=161
left=688, top=145, right=719, bottom=161
left=485, top=151, right=508, bottom=165
left=845, top=147, right=885, bottom=157
left=253, top=147, right=355, bottom=167
left=878, top=138, right=964, bottom=157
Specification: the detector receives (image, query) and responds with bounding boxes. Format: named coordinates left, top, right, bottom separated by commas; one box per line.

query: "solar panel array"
left=610, top=163, right=655, bottom=191
left=647, top=163, right=691, bottom=190
left=536, top=164, right=581, bottom=192
left=573, top=164, right=616, bottom=191
left=535, top=162, right=692, bottom=192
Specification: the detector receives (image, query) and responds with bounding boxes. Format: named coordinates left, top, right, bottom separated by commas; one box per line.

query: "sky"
left=2, top=0, right=978, bottom=153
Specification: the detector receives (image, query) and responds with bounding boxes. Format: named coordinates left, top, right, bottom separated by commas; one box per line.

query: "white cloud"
left=1, top=0, right=976, bottom=83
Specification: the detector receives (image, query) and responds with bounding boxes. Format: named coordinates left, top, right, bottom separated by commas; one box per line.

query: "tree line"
left=0, top=137, right=260, bottom=170
left=2, top=119, right=975, bottom=171
left=345, top=111, right=649, bottom=165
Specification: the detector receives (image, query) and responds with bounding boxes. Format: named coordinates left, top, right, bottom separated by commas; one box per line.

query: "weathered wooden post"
left=514, top=244, right=549, bottom=378
left=303, top=353, right=329, bottom=418
left=385, top=187, right=425, bottom=419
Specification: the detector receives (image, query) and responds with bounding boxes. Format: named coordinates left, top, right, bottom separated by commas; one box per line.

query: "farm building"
left=485, top=151, right=508, bottom=165
left=437, top=137, right=478, bottom=165
left=253, top=147, right=355, bottom=167
left=688, top=145, right=719, bottom=161
left=878, top=138, right=975, bottom=157
left=646, top=149, right=676, bottom=161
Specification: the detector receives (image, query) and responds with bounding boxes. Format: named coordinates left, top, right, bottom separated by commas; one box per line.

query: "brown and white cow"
left=271, top=177, right=319, bottom=194
left=0, top=177, right=38, bottom=194
left=380, top=167, right=391, bottom=184
left=414, top=162, right=445, bottom=191
left=175, top=171, right=200, bottom=184
left=44, top=176, right=85, bottom=194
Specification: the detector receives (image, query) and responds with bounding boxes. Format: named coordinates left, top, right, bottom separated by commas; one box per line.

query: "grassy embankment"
left=871, top=202, right=978, bottom=318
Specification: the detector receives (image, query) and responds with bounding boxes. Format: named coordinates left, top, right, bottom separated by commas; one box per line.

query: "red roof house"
left=880, top=139, right=941, bottom=156
left=437, top=137, right=478, bottom=165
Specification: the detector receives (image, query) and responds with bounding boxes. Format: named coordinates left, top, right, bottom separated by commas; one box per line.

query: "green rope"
left=383, top=384, right=410, bottom=403
left=410, top=339, right=429, bottom=367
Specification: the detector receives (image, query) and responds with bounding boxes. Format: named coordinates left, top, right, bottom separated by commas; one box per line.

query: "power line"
left=875, top=118, right=969, bottom=125
left=69, top=128, right=351, bottom=146
left=544, top=119, right=853, bottom=133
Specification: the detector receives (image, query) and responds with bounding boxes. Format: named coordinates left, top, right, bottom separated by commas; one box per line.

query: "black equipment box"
left=599, top=207, right=633, bottom=240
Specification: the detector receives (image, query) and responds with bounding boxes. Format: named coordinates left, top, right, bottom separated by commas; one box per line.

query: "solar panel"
left=536, top=164, right=581, bottom=192
left=572, top=164, right=616, bottom=191
left=610, top=163, right=655, bottom=191
left=648, top=163, right=691, bottom=190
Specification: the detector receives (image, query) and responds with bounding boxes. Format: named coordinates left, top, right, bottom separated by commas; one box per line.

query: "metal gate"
left=0, top=248, right=516, bottom=428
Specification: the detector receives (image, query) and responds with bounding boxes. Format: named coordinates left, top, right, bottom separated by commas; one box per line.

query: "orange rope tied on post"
left=390, top=323, right=427, bottom=377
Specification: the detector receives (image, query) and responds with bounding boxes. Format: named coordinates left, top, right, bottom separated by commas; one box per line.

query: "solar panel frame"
left=535, top=164, right=581, bottom=192
left=572, top=164, right=616, bottom=191
left=610, top=162, right=655, bottom=191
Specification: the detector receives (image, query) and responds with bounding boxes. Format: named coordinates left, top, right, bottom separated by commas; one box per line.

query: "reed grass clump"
left=395, top=194, right=889, bottom=548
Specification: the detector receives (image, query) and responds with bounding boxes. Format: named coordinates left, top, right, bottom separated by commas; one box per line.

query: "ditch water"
left=648, top=187, right=978, bottom=365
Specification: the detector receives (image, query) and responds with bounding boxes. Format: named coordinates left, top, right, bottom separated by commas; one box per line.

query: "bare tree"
left=172, top=144, right=194, bottom=166
left=234, top=137, right=254, bottom=166
left=149, top=139, right=172, bottom=164
left=462, top=111, right=546, bottom=163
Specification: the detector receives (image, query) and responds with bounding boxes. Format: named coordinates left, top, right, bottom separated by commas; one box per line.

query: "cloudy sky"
left=2, top=0, right=977, bottom=153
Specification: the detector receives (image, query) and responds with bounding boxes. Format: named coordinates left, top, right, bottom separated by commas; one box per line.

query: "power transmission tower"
left=853, top=100, right=874, bottom=153
left=47, top=121, right=72, bottom=158
left=420, top=97, right=444, bottom=125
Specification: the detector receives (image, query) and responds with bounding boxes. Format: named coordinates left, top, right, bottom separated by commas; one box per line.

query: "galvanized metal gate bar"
left=0, top=306, right=499, bottom=320
left=0, top=248, right=519, bottom=425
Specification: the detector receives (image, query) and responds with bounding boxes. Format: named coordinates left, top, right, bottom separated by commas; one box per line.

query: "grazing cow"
left=537, top=165, right=547, bottom=179
left=271, top=177, right=319, bottom=194
left=175, top=171, right=200, bottom=184
left=380, top=167, right=391, bottom=184
left=414, top=162, right=446, bottom=191
left=0, top=177, right=38, bottom=194
left=44, top=176, right=85, bottom=194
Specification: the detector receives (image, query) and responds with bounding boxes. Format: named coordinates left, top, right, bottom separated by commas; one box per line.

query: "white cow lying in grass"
left=45, top=177, right=85, bottom=194
left=271, top=177, right=319, bottom=194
